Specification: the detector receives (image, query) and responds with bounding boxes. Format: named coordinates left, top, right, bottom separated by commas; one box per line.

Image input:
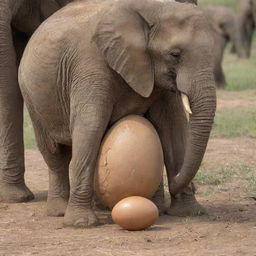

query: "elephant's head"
left=94, top=0, right=216, bottom=195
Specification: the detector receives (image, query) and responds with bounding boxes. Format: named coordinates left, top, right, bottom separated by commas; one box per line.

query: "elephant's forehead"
left=150, top=17, right=214, bottom=53
left=158, top=7, right=211, bottom=39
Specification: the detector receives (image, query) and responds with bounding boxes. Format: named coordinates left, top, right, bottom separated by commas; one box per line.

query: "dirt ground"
left=0, top=92, right=255, bottom=256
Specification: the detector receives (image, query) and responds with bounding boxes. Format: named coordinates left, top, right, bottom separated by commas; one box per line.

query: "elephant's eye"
left=169, top=48, right=181, bottom=58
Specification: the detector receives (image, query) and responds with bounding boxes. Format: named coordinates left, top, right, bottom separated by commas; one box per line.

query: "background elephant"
left=201, top=6, right=242, bottom=88
left=253, top=0, right=256, bottom=24
left=237, top=0, right=256, bottom=58
left=202, top=6, right=242, bottom=57
left=176, top=0, right=197, bottom=3
left=0, top=0, right=73, bottom=203
left=19, top=0, right=216, bottom=227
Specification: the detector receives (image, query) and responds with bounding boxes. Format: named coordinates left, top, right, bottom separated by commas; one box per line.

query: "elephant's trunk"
left=170, top=70, right=216, bottom=195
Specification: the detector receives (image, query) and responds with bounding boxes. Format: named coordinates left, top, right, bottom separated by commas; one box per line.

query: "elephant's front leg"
left=148, top=92, right=206, bottom=216
left=64, top=101, right=112, bottom=228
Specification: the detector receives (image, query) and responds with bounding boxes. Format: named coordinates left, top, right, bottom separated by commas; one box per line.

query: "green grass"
left=24, top=109, right=36, bottom=149
left=223, top=38, right=256, bottom=91
left=200, top=0, right=239, bottom=10
left=212, top=109, right=256, bottom=138
left=195, top=163, right=238, bottom=185
left=194, top=169, right=223, bottom=185
left=245, top=171, right=256, bottom=191
left=224, top=64, right=256, bottom=90
left=195, top=163, right=256, bottom=191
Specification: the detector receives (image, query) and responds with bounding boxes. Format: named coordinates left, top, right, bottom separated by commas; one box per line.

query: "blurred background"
left=200, top=0, right=256, bottom=91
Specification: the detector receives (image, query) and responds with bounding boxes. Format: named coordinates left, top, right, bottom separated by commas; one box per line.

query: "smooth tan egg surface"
left=94, top=115, right=164, bottom=209
left=112, top=196, right=159, bottom=231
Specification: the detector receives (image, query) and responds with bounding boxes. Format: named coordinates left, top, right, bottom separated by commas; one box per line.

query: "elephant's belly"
left=110, top=92, right=157, bottom=125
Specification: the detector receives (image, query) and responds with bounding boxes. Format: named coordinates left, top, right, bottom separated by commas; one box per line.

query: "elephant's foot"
left=47, top=197, right=68, bottom=217
left=0, top=182, right=34, bottom=203
left=63, top=205, right=100, bottom=228
left=167, top=193, right=207, bottom=217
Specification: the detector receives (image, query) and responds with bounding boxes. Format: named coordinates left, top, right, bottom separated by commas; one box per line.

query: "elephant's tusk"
left=181, top=93, right=192, bottom=116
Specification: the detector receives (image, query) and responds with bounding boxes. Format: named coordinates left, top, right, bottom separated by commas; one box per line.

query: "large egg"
left=112, top=196, right=159, bottom=231
left=94, top=115, right=164, bottom=208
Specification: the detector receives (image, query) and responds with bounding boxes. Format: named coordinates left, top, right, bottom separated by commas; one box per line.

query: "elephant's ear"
left=93, top=6, right=154, bottom=98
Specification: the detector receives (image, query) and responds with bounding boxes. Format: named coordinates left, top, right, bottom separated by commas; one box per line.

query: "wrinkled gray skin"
left=237, top=0, right=256, bottom=58
left=0, top=0, right=74, bottom=203
left=19, top=0, right=216, bottom=228
left=202, top=6, right=242, bottom=88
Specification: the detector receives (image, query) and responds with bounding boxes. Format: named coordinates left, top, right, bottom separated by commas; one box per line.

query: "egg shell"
left=112, top=196, right=159, bottom=231
left=94, top=115, right=164, bottom=208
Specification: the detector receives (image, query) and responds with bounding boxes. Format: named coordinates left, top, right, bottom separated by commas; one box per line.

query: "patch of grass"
left=224, top=62, right=256, bottom=91
left=244, top=168, right=256, bottom=191
left=194, top=168, right=222, bottom=185
left=24, top=109, right=36, bottom=149
left=199, top=0, right=239, bottom=10
left=194, top=163, right=239, bottom=185
left=212, top=109, right=256, bottom=138
left=195, top=163, right=256, bottom=191
left=223, top=40, right=256, bottom=91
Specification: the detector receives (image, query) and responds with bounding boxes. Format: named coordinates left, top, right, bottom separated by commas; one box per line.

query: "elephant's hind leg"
left=33, top=126, right=71, bottom=217
left=46, top=152, right=71, bottom=217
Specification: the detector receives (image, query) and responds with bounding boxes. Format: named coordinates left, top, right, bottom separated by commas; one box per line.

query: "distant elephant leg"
left=32, top=122, right=71, bottom=216
left=244, top=27, right=254, bottom=57
left=148, top=92, right=206, bottom=216
left=211, top=31, right=227, bottom=88
left=214, top=63, right=227, bottom=88
left=0, top=20, right=34, bottom=202
left=64, top=98, right=112, bottom=228
left=230, top=44, right=236, bottom=54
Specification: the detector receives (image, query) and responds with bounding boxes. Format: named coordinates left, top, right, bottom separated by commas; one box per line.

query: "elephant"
left=176, top=0, right=197, bottom=3
left=202, top=6, right=242, bottom=57
left=0, top=0, right=74, bottom=203
left=237, top=0, right=256, bottom=58
left=253, top=0, right=256, bottom=24
left=201, top=6, right=242, bottom=88
left=18, top=0, right=216, bottom=228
